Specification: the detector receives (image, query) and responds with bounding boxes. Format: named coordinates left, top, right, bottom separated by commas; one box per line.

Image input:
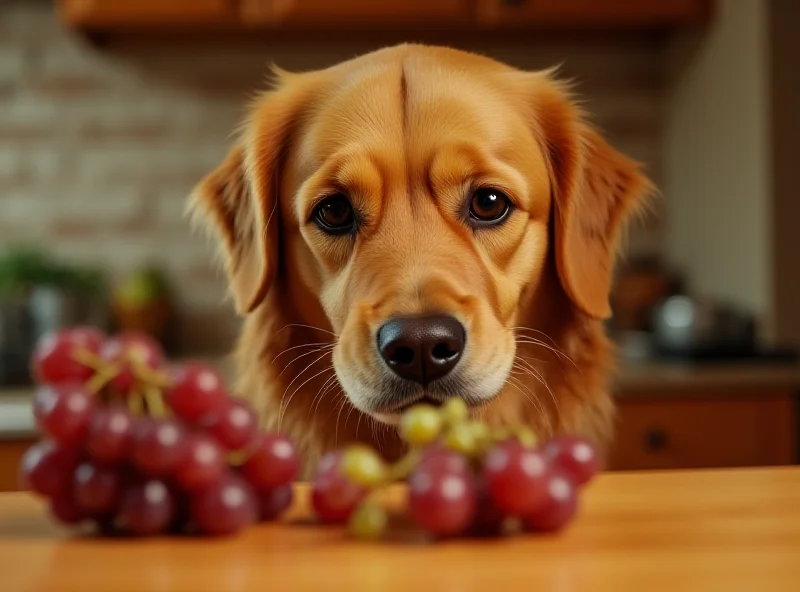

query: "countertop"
left=2, top=468, right=799, bottom=591
left=3, top=359, right=800, bottom=439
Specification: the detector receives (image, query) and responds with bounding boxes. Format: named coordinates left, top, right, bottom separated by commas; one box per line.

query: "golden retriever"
left=189, top=44, right=651, bottom=467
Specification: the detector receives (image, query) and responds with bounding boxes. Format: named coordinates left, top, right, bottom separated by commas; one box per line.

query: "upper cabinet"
left=58, top=0, right=712, bottom=32
left=59, top=0, right=236, bottom=26
left=240, top=0, right=470, bottom=26
left=475, top=0, right=711, bottom=28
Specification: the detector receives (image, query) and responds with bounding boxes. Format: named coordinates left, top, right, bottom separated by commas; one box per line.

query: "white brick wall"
left=0, top=0, right=666, bottom=353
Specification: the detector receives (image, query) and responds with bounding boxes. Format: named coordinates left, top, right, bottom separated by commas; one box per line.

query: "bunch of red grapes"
left=310, top=399, right=599, bottom=539
left=20, top=326, right=300, bottom=537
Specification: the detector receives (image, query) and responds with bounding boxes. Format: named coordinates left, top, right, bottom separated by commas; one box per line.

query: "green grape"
left=440, top=398, right=469, bottom=426
left=341, top=445, right=387, bottom=487
left=348, top=501, right=388, bottom=539
left=515, top=426, right=538, bottom=448
left=399, top=404, right=442, bottom=446
left=443, top=422, right=479, bottom=456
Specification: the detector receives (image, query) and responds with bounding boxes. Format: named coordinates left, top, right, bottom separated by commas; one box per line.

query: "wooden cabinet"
left=58, top=0, right=711, bottom=31
left=241, top=0, right=469, bottom=26
left=0, top=440, right=34, bottom=493
left=60, top=0, right=236, bottom=26
left=608, top=391, right=797, bottom=471
left=476, top=0, right=711, bottom=28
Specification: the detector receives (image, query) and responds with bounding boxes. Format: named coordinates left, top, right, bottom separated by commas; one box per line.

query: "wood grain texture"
left=2, top=468, right=800, bottom=591
left=0, top=440, right=34, bottom=493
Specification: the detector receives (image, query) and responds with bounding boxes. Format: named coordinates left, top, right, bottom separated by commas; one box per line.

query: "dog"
left=188, top=44, right=651, bottom=468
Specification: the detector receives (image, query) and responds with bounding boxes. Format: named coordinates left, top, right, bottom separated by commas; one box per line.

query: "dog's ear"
left=188, top=72, right=311, bottom=314
left=530, top=75, right=653, bottom=320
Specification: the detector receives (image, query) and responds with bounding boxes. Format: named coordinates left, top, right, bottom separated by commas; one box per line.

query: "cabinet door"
left=241, top=0, right=469, bottom=26
left=608, top=392, right=797, bottom=471
left=476, top=0, right=710, bottom=27
left=60, top=0, right=234, bottom=26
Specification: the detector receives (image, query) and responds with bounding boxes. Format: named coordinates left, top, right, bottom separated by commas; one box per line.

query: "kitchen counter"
left=2, top=468, right=799, bottom=591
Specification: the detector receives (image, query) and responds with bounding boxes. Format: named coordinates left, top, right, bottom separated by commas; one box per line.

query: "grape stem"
left=388, top=449, right=421, bottom=481
left=143, top=385, right=168, bottom=419
left=127, top=389, right=144, bottom=416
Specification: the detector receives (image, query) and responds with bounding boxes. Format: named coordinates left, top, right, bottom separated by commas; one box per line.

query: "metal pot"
left=652, top=295, right=756, bottom=355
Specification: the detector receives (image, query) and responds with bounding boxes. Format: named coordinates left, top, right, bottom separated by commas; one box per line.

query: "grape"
left=190, top=472, right=258, bottom=536
left=100, top=332, right=164, bottom=393
left=418, top=447, right=471, bottom=477
left=543, top=436, right=599, bottom=486
left=311, top=452, right=365, bottom=524
left=204, top=398, right=258, bottom=451
left=482, top=440, right=550, bottom=516
left=86, top=404, right=133, bottom=464
left=257, top=485, right=294, bottom=521
left=19, top=440, right=79, bottom=498
left=399, top=404, right=442, bottom=446
left=408, top=464, right=477, bottom=537
left=340, top=445, right=387, bottom=488
left=440, top=398, right=469, bottom=425
left=117, top=479, right=176, bottom=536
left=175, top=432, right=225, bottom=492
left=165, top=363, right=228, bottom=423
left=49, top=492, right=87, bottom=525
left=33, top=384, right=95, bottom=445
left=31, top=327, right=105, bottom=386
left=443, top=422, right=482, bottom=456
left=523, top=470, right=578, bottom=533
left=130, top=418, right=188, bottom=477
left=73, top=461, right=124, bottom=514
left=348, top=502, right=388, bottom=539
left=470, top=481, right=507, bottom=536
left=240, top=434, right=300, bottom=490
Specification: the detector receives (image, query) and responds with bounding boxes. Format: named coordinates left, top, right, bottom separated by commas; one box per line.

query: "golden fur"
left=188, top=44, right=651, bottom=468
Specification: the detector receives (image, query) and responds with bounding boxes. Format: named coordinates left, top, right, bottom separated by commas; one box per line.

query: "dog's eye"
left=469, top=188, right=511, bottom=225
left=313, top=194, right=355, bottom=234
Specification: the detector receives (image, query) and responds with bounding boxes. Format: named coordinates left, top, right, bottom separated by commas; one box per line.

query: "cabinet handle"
left=644, top=428, right=668, bottom=452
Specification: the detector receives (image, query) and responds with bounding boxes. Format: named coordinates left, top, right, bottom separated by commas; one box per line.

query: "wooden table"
left=2, top=468, right=799, bottom=591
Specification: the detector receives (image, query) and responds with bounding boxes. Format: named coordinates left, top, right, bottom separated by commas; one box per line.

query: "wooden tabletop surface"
left=2, top=467, right=799, bottom=592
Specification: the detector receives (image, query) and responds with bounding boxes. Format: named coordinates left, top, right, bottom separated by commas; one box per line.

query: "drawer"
left=608, top=392, right=797, bottom=471
left=0, top=440, right=35, bottom=493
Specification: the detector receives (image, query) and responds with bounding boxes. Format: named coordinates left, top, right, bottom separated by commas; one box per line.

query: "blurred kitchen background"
left=1, top=0, right=799, bottom=483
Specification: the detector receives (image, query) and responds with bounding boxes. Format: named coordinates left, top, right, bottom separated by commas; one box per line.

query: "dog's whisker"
left=334, top=394, right=349, bottom=449
left=513, top=358, right=560, bottom=416
left=313, top=374, right=340, bottom=419
left=278, top=344, right=335, bottom=377
left=278, top=350, right=333, bottom=432
left=506, top=374, right=547, bottom=428
left=515, top=337, right=577, bottom=369
left=278, top=323, right=338, bottom=338
left=309, top=372, right=339, bottom=419
left=282, top=366, right=335, bottom=430
left=272, top=341, right=334, bottom=363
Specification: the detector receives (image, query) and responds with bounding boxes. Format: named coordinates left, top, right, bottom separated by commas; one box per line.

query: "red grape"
left=86, top=404, right=133, bottom=464
left=204, top=398, right=258, bottom=451
left=117, top=479, right=176, bottom=536
left=241, top=434, right=300, bottom=490
left=130, top=418, right=188, bottom=477
left=470, top=481, right=507, bottom=536
left=19, top=440, right=80, bottom=498
left=482, top=440, right=550, bottom=516
left=175, top=432, right=225, bottom=492
left=258, top=485, right=294, bottom=521
left=49, top=492, right=87, bottom=525
left=418, top=447, right=471, bottom=477
left=100, top=332, right=164, bottom=393
left=165, top=363, right=228, bottom=423
left=523, top=470, right=578, bottom=533
left=33, top=384, right=95, bottom=445
left=311, top=452, right=365, bottom=524
left=408, top=464, right=478, bottom=537
left=73, top=461, right=124, bottom=514
left=190, top=472, right=258, bottom=536
left=543, top=436, right=599, bottom=486
left=31, top=327, right=105, bottom=386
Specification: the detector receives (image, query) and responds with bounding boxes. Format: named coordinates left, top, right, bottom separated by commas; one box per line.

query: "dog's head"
left=190, top=45, right=650, bottom=425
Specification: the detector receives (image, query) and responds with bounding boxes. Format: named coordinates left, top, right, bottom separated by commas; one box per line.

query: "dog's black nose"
left=377, top=315, right=465, bottom=386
